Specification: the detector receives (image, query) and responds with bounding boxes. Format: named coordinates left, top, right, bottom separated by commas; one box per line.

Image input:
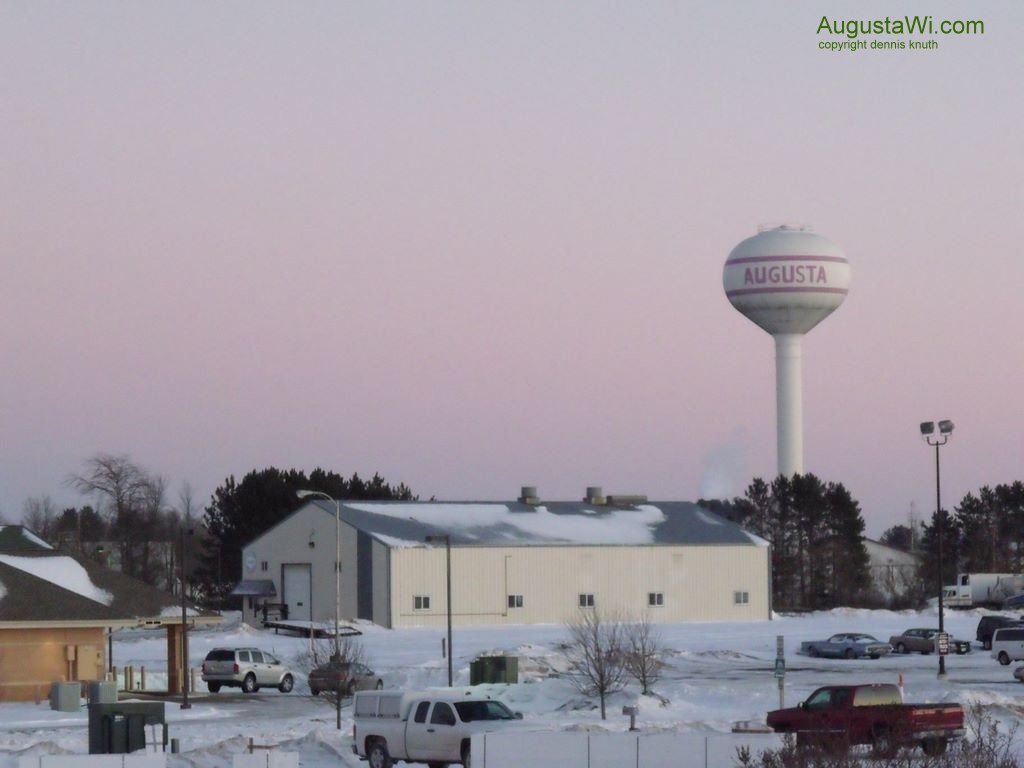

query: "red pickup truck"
left=766, top=684, right=964, bottom=757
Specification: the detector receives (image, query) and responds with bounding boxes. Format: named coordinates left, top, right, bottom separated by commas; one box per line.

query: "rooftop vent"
left=583, top=486, right=605, bottom=505
left=519, top=486, right=539, bottom=505
left=606, top=494, right=648, bottom=506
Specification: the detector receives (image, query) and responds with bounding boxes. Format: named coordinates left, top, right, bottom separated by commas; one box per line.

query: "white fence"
left=470, top=732, right=784, bottom=768
left=19, top=756, right=166, bottom=768
left=18, top=754, right=299, bottom=768
left=231, top=754, right=298, bottom=768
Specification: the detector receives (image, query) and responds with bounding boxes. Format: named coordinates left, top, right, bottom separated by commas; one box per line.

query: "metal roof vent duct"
left=519, top=486, right=539, bottom=505
left=606, top=494, right=648, bottom=506
left=584, top=486, right=605, bottom=505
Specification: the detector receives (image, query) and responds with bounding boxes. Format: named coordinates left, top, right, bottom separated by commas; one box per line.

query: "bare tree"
left=21, top=495, right=59, bottom=542
left=623, top=612, right=663, bottom=695
left=565, top=609, right=627, bottom=720
left=297, top=635, right=367, bottom=705
left=69, top=454, right=155, bottom=580
left=178, top=481, right=197, bottom=526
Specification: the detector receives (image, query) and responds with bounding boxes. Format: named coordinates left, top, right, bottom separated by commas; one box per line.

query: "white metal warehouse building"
left=235, top=489, right=771, bottom=628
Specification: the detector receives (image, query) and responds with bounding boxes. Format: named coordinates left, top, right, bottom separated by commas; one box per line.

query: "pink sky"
left=2, top=2, right=1022, bottom=536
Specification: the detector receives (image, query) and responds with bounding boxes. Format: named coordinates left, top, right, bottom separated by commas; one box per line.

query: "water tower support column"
left=774, top=333, right=803, bottom=478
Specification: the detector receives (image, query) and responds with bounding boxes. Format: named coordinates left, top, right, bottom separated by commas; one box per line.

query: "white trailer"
left=950, top=574, right=1024, bottom=607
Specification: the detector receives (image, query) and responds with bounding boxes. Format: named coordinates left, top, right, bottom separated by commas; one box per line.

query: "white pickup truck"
left=352, top=689, right=526, bottom=768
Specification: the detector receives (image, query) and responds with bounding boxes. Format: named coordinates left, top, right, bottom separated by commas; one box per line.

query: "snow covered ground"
left=2, top=608, right=1023, bottom=767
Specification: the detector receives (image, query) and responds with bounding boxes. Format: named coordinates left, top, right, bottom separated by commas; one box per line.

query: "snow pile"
left=0, top=555, right=113, bottom=605
left=351, top=503, right=666, bottom=545
left=372, top=533, right=423, bottom=548
left=161, top=605, right=200, bottom=617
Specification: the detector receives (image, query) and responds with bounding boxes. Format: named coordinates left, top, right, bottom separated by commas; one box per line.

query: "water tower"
left=723, top=225, right=851, bottom=477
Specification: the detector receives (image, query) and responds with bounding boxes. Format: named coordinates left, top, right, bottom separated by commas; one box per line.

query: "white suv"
left=201, top=647, right=294, bottom=693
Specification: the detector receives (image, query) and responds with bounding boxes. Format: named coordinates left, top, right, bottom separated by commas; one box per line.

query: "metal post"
left=446, top=536, right=453, bottom=688
left=776, top=635, right=785, bottom=709
left=936, top=441, right=946, bottom=678
left=425, top=533, right=454, bottom=687
left=181, top=528, right=192, bottom=708
left=335, top=497, right=341, bottom=731
left=922, top=421, right=952, bottom=679
left=296, top=489, right=344, bottom=730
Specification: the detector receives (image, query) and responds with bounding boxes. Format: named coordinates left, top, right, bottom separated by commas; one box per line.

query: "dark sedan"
left=308, top=659, right=383, bottom=696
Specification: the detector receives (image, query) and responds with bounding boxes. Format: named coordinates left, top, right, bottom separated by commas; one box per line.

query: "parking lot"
left=2, top=608, right=1024, bottom=767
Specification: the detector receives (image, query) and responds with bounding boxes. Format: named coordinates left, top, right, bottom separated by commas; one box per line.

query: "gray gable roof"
left=0, top=550, right=215, bottom=624
left=0, top=560, right=122, bottom=622
left=0, top=525, right=53, bottom=552
left=303, top=499, right=767, bottom=548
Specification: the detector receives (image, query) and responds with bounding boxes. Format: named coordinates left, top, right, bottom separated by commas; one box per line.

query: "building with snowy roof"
left=0, top=525, right=218, bottom=701
left=236, top=488, right=771, bottom=628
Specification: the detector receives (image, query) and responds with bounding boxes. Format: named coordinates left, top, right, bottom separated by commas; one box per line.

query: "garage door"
left=282, top=563, right=312, bottom=622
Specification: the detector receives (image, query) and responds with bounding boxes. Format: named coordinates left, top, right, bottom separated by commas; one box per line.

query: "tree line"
left=882, top=481, right=1024, bottom=595
left=18, top=453, right=412, bottom=604
left=700, top=473, right=871, bottom=611
left=22, top=455, right=200, bottom=591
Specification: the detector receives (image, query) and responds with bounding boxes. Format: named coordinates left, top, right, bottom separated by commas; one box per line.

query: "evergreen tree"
left=791, top=473, right=827, bottom=608
left=823, top=481, right=870, bottom=606
left=879, top=524, right=913, bottom=551
left=717, top=474, right=871, bottom=610
left=917, top=509, right=961, bottom=597
left=999, top=482, right=1024, bottom=571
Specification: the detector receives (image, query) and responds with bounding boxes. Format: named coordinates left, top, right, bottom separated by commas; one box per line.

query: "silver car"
left=201, top=647, right=294, bottom=693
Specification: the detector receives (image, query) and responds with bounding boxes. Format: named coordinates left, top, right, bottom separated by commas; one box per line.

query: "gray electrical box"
left=88, top=701, right=166, bottom=754
left=49, top=682, right=81, bottom=712
left=88, top=681, right=118, bottom=704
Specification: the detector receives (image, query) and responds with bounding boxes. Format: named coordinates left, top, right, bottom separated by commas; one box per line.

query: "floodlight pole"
left=296, top=489, right=342, bottom=730
left=922, top=421, right=953, bottom=679
left=426, top=534, right=453, bottom=687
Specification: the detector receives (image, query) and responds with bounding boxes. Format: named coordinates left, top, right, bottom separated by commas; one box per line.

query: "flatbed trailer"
left=263, top=619, right=362, bottom=638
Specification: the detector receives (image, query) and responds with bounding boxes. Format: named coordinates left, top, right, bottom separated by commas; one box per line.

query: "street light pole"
left=296, top=489, right=342, bottom=730
left=921, top=420, right=954, bottom=679
left=426, top=534, right=453, bottom=687
left=180, top=527, right=193, bottom=709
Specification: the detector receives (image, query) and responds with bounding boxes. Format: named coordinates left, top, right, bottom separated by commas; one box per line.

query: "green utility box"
left=87, top=701, right=167, bottom=754
left=470, top=655, right=518, bottom=685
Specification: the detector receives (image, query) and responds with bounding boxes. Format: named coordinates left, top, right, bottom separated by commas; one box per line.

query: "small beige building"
left=237, top=489, right=771, bottom=628
left=0, top=525, right=219, bottom=701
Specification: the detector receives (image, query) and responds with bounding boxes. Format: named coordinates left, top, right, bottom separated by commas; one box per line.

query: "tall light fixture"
left=180, top=527, right=194, bottom=709
left=920, top=419, right=954, bottom=678
left=425, top=533, right=453, bottom=687
left=296, top=489, right=342, bottom=729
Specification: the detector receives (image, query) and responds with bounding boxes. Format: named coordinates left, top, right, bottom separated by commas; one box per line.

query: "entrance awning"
left=230, top=579, right=277, bottom=597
